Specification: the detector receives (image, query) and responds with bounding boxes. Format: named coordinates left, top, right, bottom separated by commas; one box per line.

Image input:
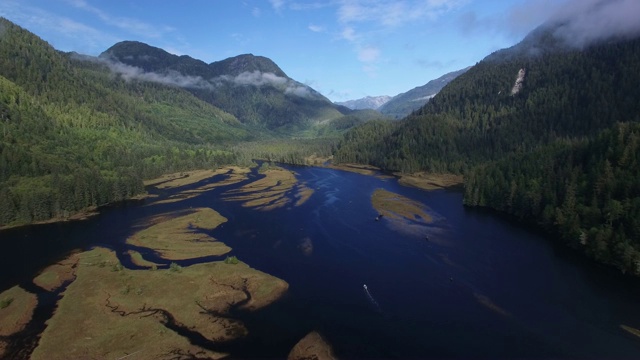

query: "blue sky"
left=0, top=0, right=600, bottom=101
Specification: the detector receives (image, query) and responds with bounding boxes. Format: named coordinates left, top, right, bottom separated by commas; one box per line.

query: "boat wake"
left=363, top=284, right=382, bottom=313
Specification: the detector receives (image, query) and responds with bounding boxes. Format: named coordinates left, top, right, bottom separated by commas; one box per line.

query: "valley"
left=1, top=0, right=640, bottom=357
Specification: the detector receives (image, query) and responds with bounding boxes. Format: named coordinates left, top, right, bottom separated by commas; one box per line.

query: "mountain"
left=101, top=41, right=348, bottom=132
left=0, top=17, right=379, bottom=228
left=336, top=95, right=392, bottom=110
left=0, top=18, right=249, bottom=227
left=334, top=20, right=640, bottom=275
left=378, top=67, right=469, bottom=119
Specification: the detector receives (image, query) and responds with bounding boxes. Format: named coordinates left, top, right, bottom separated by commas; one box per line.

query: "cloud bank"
left=214, top=70, right=318, bottom=98
left=550, top=0, right=640, bottom=48
left=80, top=56, right=318, bottom=99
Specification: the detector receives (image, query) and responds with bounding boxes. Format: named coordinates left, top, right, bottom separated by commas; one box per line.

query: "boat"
left=363, top=284, right=368, bottom=290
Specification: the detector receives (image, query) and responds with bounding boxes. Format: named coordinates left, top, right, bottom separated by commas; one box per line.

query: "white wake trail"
left=363, top=284, right=382, bottom=313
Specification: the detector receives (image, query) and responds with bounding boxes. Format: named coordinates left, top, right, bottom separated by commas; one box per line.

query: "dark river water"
left=2, top=164, right=640, bottom=359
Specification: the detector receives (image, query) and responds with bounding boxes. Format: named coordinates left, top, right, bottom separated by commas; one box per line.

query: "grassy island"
left=288, top=331, right=336, bottom=360
left=224, top=167, right=314, bottom=211
left=31, top=247, right=288, bottom=360
left=0, top=286, right=38, bottom=358
left=127, top=207, right=230, bottom=261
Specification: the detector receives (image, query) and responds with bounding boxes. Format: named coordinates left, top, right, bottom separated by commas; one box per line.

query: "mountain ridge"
left=336, top=95, right=392, bottom=110
left=100, top=40, right=349, bottom=130
left=378, top=67, right=470, bottom=119
left=334, top=20, right=640, bottom=275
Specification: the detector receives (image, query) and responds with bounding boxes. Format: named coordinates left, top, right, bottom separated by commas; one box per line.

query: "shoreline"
left=0, top=162, right=462, bottom=232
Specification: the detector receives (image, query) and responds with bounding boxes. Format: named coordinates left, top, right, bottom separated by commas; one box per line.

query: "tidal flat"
left=396, top=172, right=463, bottom=191
left=127, top=207, right=230, bottom=261
left=31, top=247, right=288, bottom=360
left=224, top=167, right=313, bottom=211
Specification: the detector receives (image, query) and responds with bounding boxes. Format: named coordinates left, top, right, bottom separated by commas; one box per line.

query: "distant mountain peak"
left=378, top=67, right=469, bottom=119
left=209, top=53, right=287, bottom=78
left=336, top=95, right=392, bottom=110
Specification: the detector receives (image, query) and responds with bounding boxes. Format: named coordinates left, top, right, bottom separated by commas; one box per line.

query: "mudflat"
left=224, top=167, right=314, bottom=211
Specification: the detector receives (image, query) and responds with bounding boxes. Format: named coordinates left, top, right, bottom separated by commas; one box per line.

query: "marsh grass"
left=0, top=286, right=37, bottom=338
left=31, top=247, right=288, bottom=360
left=127, top=207, right=230, bottom=260
left=371, top=188, right=433, bottom=223
left=0, top=298, right=13, bottom=309
left=396, top=172, right=463, bottom=191
left=224, top=168, right=314, bottom=210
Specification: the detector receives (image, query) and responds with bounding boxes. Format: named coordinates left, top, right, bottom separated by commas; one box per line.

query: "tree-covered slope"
left=0, top=18, right=253, bottom=227
left=101, top=41, right=349, bottom=131
left=334, top=23, right=640, bottom=274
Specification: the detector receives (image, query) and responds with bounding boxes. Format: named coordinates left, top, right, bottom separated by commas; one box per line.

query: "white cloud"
left=458, top=0, right=563, bottom=40
left=357, top=46, right=380, bottom=62
left=308, top=24, right=325, bottom=32
left=270, top=0, right=286, bottom=11
left=252, top=7, right=262, bottom=17
left=458, top=0, right=640, bottom=48
left=82, top=56, right=214, bottom=89
left=341, top=26, right=358, bottom=41
left=0, top=0, right=118, bottom=53
left=66, top=0, right=174, bottom=39
left=551, top=0, right=640, bottom=48
left=337, top=0, right=464, bottom=27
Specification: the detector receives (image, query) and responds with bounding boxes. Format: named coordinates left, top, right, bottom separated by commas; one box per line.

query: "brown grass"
left=396, top=172, right=463, bottom=191
left=144, top=169, right=220, bottom=189
left=33, top=251, right=81, bottom=291
left=224, top=168, right=314, bottom=211
left=31, top=247, right=288, bottom=360
left=327, top=163, right=393, bottom=179
left=371, top=188, right=433, bottom=223
left=0, top=286, right=37, bottom=337
left=145, top=167, right=251, bottom=207
left=127, top=250, right=160, bottom=268
left=288, top=331, right=336, bottom=360
left=145, top=167, right=251, bottom=190
left=127, top=208, right=231, bottom=261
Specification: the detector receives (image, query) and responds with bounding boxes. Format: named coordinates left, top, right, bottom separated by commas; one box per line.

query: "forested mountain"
left=335, top=22, right=640, bottom=275
left=378, top=67, right=469, bottom=119
left=336, top=95, right=392, bottom=110
left=101, top=41, right=349, bottom=131
left=0, top=15, right=389, bottom=228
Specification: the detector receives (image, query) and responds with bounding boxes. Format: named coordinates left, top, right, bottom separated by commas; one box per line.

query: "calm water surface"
left=2, top=165, right=640, bottom=359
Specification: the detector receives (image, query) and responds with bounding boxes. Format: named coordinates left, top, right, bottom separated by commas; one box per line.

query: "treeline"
left=0, top=18, right=362, bottom=228
left=465, top=123, right=640, bottom=274
left=333, top=27, right=640, bottom=274
left=0, top=19, right=247, bottom=227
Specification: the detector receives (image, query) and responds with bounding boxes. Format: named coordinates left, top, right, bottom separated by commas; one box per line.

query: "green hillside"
left=334, top=25, right=640, bottom=274
left=101, top=42, right=349, bottom=131
left=0, top=18, right=255, bottom=227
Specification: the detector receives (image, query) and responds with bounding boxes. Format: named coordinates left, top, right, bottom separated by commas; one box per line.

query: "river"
left=2, top=164, right=640, bottom=358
